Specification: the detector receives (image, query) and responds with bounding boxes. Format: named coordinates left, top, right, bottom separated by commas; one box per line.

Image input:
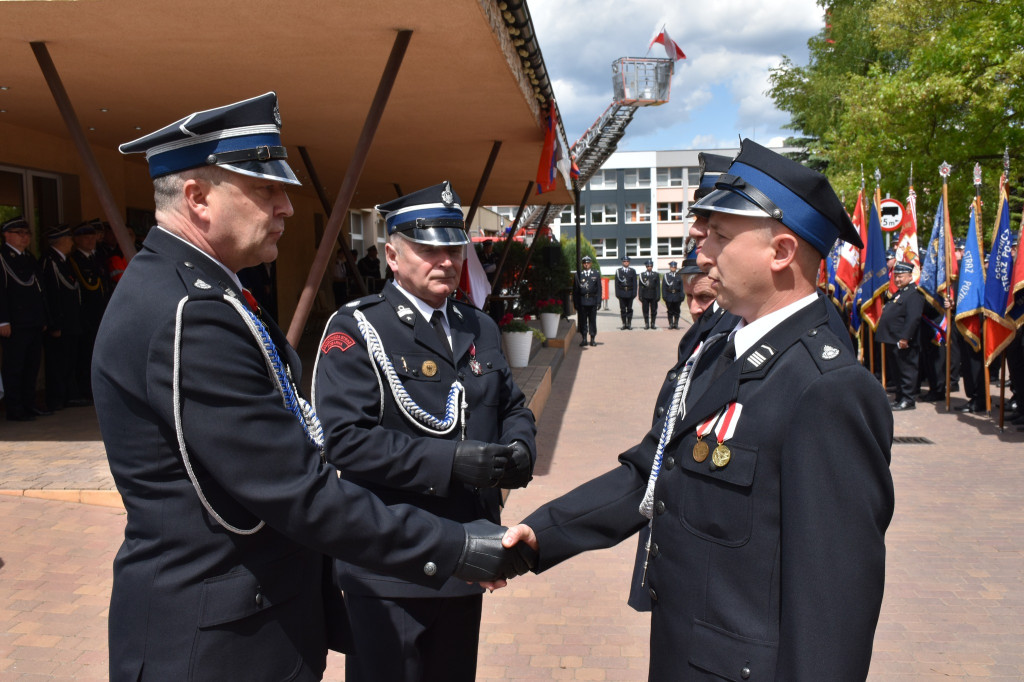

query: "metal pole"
left=30, top=42, right=136, bottom=261
left=465, top=141, right=502, bottom=230
left=286, top=29, right=412, bottom=347
left=297, top=145, right=366, bottom=298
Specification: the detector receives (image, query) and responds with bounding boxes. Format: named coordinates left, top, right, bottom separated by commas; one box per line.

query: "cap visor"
left=690, top=188, right=771, bottom=218
left=399, top=226, right=470, bottom=246
left=221, top=159, right=301, bottom=186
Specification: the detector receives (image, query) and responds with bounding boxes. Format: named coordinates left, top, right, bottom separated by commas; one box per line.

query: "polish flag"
left=649, top=28, right=686, bottom=61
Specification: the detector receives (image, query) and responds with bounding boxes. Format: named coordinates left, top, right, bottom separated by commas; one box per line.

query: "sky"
left=528, top=0, right=826, bottom=152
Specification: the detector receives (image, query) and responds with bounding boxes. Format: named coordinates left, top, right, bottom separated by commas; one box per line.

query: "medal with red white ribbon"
left=692, top=409, right=722, bottom=463
left=711, top=402, right=742, bottom=469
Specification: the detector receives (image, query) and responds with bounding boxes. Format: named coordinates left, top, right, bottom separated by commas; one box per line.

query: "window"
left=0, top=164, right=63, bottom=253
left=623, top=168, right=651, bottom=189
left=588, top=169, right=617, bottom=190
left=558, top=206, right=576, bottom=224
left=657, top=202, right=685, bottom=222
left=625, top=203, right=650, bottom=223
left=657, top=237, right=688, bottom=256
left=348, top=210, right=364, bottom=252
left=592, top=238, right=618, bottom=258
left=624, top=237, right=652, bottom=258
left=656, top=167, right=684, bottom=187
left=685, top=167, right=701, bottom=186
left=589, top=204, right=618, bottom=224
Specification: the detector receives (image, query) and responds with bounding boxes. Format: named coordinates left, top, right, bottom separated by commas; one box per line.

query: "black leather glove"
left=498, top=440, right=533, bottom=489
left=451, top=519, right=538, bottom=582
left=453, top=440, right=510, bottom=488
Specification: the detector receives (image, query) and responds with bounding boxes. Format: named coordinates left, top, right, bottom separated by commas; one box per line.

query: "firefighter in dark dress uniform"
left=499, top=139, right=894, bottom=681
left=638, top=259, right=661, bottom=329
left=40, top=224, right=87, bottom=411
left=876, top=261, right=924, bottom=410
left=1, top=217, right=50, bottom=421
left=68, top=221, right=108, bottom=399
left=662, top=260, right=683, bottom=329
left=313, top=181, right=537, bottom=682
left=95, top=93, right=533, bottom=682
left=573, top=255, right=601, bottom=346
left=614, top=255, right=638, bottom=329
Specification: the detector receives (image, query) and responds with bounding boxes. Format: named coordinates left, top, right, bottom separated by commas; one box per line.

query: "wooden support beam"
left=464, top=140, right=502, bottom=230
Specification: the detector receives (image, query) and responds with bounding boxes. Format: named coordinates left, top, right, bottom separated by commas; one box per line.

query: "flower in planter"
left=536, top=298, right=563, bottom=315
left=499, top=312, right=533, bottom=333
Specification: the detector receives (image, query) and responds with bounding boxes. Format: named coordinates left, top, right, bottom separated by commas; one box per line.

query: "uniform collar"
left=154, top=226, right=245, bottom=293
left=392, top=280, right=449, bottom=327
left=730, top=292, right=818, bottom=358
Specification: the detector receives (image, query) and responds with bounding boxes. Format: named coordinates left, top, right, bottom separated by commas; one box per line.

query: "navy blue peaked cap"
left=45, top=224, right=72, bottom=240
left=694, top=152, right=732, bottom=201
left=893, top=261, right=913, bottom=274
left=119, top=92, right=300, bottom=186
left=376, top=181, right=468, bottom=246
left=692, top=139, right=862, bottom=256
left=1, top=216, right=29, bottom=233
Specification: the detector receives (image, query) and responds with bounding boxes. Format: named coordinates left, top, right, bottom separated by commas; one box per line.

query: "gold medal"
left=711, top=443, right=731, bottom=468
left=692, top=439, right=709, bottom=463
left=422, top=360, right=438, bottom=377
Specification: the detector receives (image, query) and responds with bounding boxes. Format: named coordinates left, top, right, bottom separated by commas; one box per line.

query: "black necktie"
left=686, top=334, right=735, bottom=408
left=430, top=310, right=452, bottom=359
left=710, top=336, right=737, bottom=382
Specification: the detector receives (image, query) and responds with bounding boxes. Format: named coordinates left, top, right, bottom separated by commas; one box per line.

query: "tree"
left=769, top=0, right=1024, bottom=239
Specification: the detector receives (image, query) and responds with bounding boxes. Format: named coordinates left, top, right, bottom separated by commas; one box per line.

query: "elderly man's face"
left=386, top=237, right=465, bottom=308
left=202, top=172, right=294, bottom=272
left=686, top=274, right=717, bottom=320
left=894, top=271, right=913, bottom=288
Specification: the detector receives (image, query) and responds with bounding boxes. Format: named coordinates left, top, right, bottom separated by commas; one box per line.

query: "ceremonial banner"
left=955, top=200, right=985, bottom=352
left=895, top=187, right=920, bottom=280
left=535, top=103, right=558, bottom=194
left=1008, top=209, right=1024, bottom=327
left=836, top=188, right=866, bottom=297
left=919, top=195, right=950, bottom=312
left=982, top=185, right=1016, bottom=365
left=856, top=199, right=888, bottom=330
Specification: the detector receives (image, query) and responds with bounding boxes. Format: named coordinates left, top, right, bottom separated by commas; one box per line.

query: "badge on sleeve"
left=321, top=332, right=356, bottom=354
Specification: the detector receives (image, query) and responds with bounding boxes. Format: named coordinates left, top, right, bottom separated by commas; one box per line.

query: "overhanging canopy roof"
left=0, top=0, right=573, bottom=207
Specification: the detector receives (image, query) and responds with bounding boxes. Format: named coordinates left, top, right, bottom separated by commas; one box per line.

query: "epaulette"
left=175, top=260, right=240, bottom=305
left=339, top=293, right=385, bottom=314
left=800, top=326, right=856, bottom=374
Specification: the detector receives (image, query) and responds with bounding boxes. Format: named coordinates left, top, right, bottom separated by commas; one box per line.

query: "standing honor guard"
left=615, top=255, right=638, bottom=329
left=95, top=93, right=533, bottom=682
left=1, top=217, right=50, bottom=421
left=638, top=259, right=662, bottom=329
left=662, top=260, right=683, bottom=329
left=41, top=224, right=86, bottom=411
left=573, top=255, right=601, bottom=346
left=69, top=221, right=108, bottom=399
left=313, top=181, right=537, bottom=682
left=876, top=261, right=924, bottom=410
left=500, top=139, right=894, bottom=681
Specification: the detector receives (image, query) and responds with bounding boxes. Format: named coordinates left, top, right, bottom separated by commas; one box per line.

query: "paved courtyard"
left=1, top=307, right=1023, bottom=680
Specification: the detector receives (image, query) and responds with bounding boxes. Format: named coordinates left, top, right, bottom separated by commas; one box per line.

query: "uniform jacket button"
left=741, top=665, right=751, bottom=679
left=656, top=406, right=665, bottom=417
left=458, top=372, right=465, bottom=380
left=486, top=361, right=493, bottom=368
left=668, top=372, right=676, bottom=381
left=664, top=456, right=675, bottom=470
left=649, top=542, right=659, bottom=558
left=648, top=587, right=658, bottom=602
left=255, top=590, right=264, bottom=608
left=427, top=487, right=436, bottom=495
left=654, top=500, right=666, bottom=515
left=423, top=562, right=437, bottom=576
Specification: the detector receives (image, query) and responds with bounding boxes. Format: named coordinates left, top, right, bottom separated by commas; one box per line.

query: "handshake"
left=452, top=439, right=533, bottom=489
left=452, top=519, right=538, bottom=585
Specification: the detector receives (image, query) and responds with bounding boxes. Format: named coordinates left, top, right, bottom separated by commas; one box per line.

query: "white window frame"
left=657, top=236, right=688, bottom=256
left=657, top=202, right=685, bottom=222
left=592, top=238, right=618, bottom=258
left=624, top=237, right=652, bottom=258
left=588, top=169, right=617, bottom=190
left=656, top=167, right=684, bottom=187
left=623, top=168, right=651, bottom=189
left=589, top=203, right=618, bottom=225
left=625, top=203, right=650, bottom=223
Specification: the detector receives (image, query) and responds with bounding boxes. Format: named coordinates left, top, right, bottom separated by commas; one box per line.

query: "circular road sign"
left=879, top=198, right=905, bottom=232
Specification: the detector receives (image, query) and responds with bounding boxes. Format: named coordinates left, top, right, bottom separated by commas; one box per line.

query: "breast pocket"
left=676, top=441, right=757, bottom=547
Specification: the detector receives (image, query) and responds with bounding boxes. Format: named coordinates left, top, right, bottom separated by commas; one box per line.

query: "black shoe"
left=919, top=392, right=943, bottom=403
left=651, top=324, right=657, bottom=329
left=644, top=324, right=650, bottom=330
left=620, top=325, right=628, bottom=330
left=891, top=399, right=916, bottom=411
left=579, top=340, right=588, bottom=347
left=66, top=398, right=94, bottom=407
left=590, top=340, right=596, bottom=346
left=955, top=401, right=981, bottom=413
left=30, top=408, right=54, bottom=417
left=950, top=380, right=960, bottom=392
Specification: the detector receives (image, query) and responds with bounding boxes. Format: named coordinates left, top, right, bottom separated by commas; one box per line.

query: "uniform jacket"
left=0, top=243, right=47, bottom=328
left=662, top=271, right=683, bottom=303
left=574, top=268, right=602, bottom=307
left=875, top=283, right=924, bottom=345
left=638, top=270, right=661, bottom=301
left=68, top=249, right=108, bottom=329
left=522, top=297, right=894, bottom=681
left=614, top=266, right=637, bottom=298
left=313, top=281, right=536, bottom=599
left=41, top=248, right=82, bottom=336
left=93, top=229, right=467, bottom=682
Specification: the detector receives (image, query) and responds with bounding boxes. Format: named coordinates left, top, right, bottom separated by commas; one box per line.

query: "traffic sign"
left=878, top=198, right=905, bottom=232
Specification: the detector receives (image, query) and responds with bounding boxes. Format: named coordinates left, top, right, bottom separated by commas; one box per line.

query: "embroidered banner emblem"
left=321, top=332, right=356, bottom=354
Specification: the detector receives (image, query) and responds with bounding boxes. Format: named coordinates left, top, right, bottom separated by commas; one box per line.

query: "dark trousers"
left=892, top=344, right=920, bottom=404
left=665, top=301, right=681, bottom=327
left=958, top=332, right=985, bottom=402
left=641, top=299, right=658, bottom=326
left=44, top=331, right=80, bottom=410
left=617, top=297, right=634, bottom=327
left=2, top=325, right=44, bottom=418
left=344, top=594, right=482, bottom=682
left=917, top=329, right=946, bottom=396
left=577, top=304, right=597, bottom=340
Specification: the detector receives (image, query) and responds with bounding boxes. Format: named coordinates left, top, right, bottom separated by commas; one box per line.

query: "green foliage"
left=560, top=235, right=601, bottom=276
left=768, top=0, right=1024, bottom=241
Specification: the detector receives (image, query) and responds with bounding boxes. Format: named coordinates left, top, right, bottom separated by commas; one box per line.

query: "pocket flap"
left=689, top=618, right=778, bottom=681
left=198, top=562, right=301, bottom=628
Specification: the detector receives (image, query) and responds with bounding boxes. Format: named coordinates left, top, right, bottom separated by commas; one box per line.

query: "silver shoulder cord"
left=1, top=253, right=40, bottom=288
left=172, top=294, right=325, bottom=535
left=353, top=309, right=467, bottom=438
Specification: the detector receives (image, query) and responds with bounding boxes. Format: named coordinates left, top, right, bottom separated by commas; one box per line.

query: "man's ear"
left=769, top=232, right=800, bottom=273
left=183, top=177, right=211, bottom=222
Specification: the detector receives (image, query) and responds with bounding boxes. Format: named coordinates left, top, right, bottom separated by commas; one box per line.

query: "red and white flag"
left=649, top=28, right=686, bottom=61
